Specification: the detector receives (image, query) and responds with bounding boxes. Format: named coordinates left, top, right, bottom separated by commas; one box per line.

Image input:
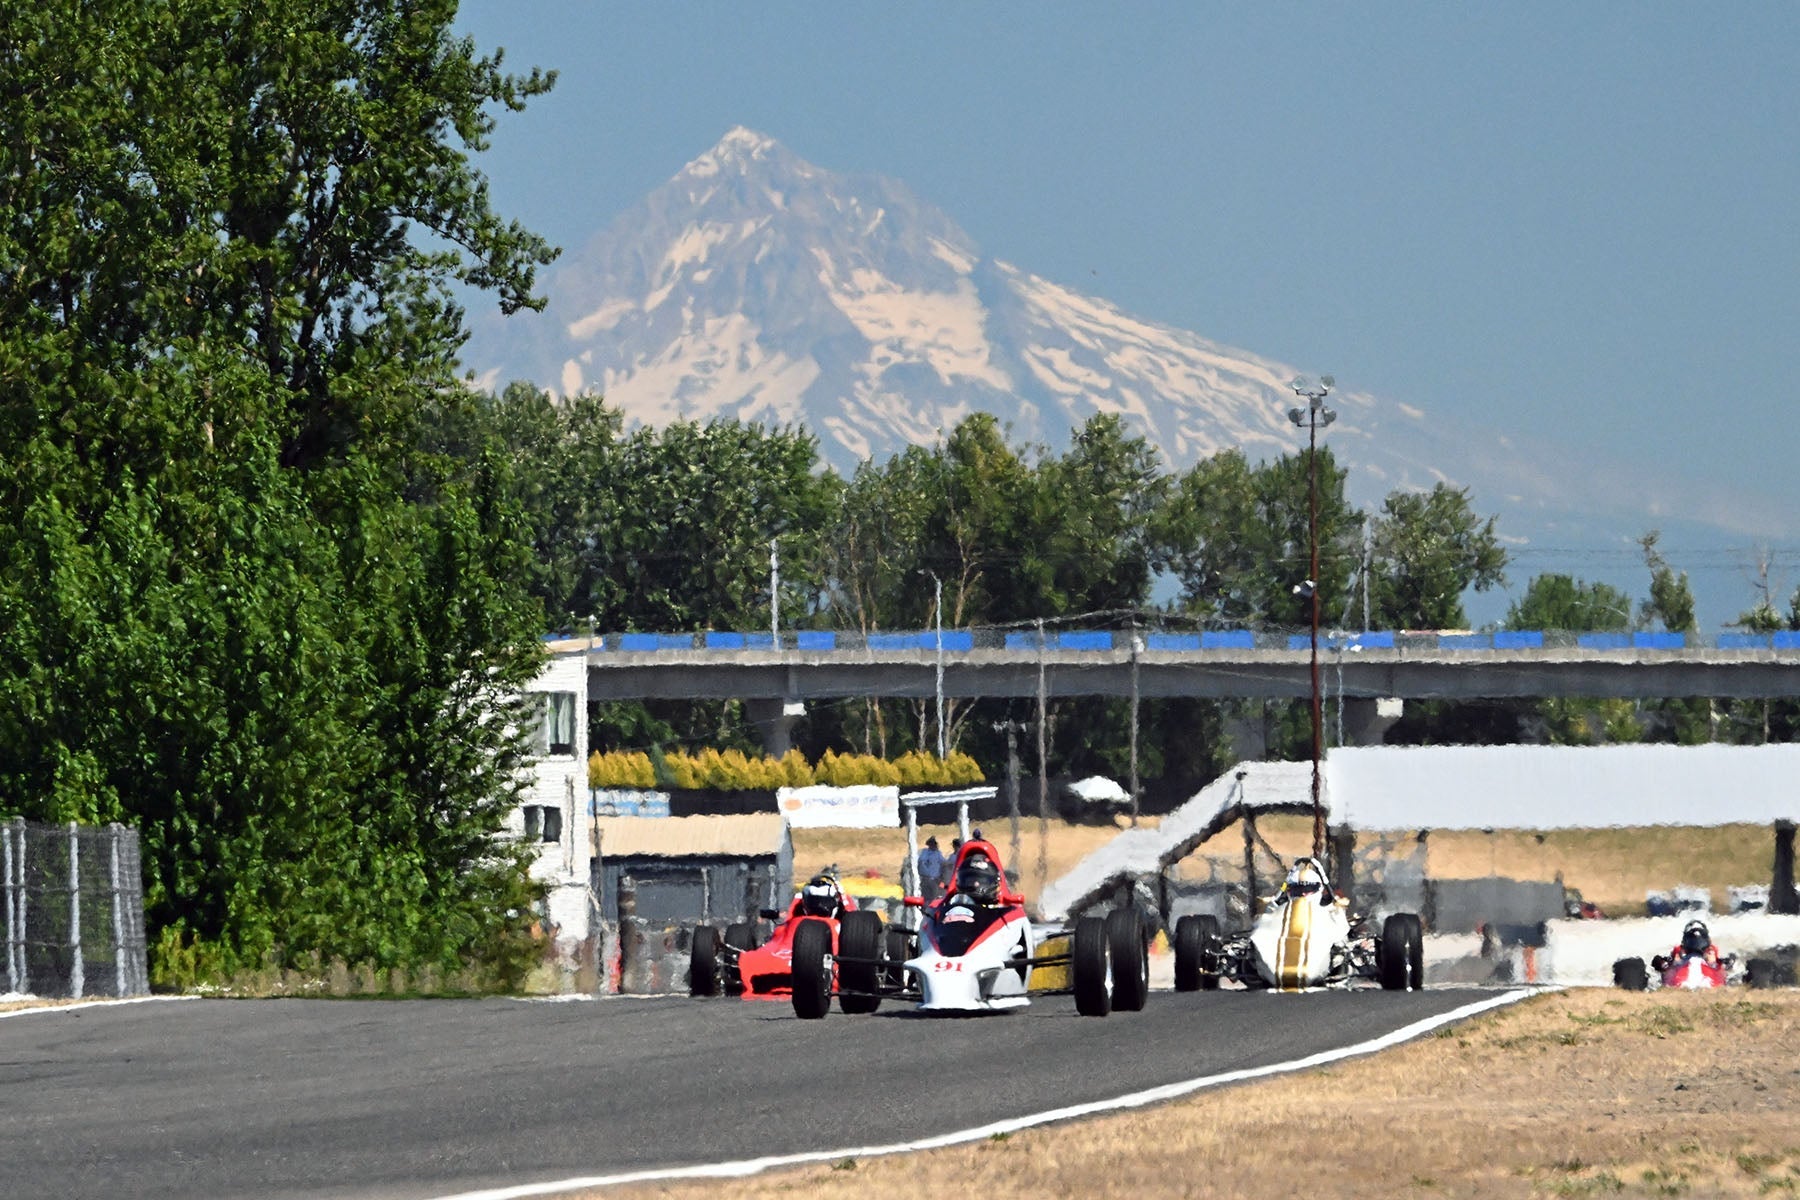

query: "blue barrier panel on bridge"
left=1776, top=631, right=1800, bottom=650
left=1201, top=630, right=1257, bottom=649
left=1004, top=632, right=1041, bottom=650
left=745, top=632, right=776, bottom=650
left=1057, top=631, right=1114, bottom=651
left=1148, top=633, right=1201, bottom=651
left=1493, top=631, right=1545, bottom=650
left=940, top=631, right=974, bottom=652
left=1718, top=633, right=1771, bottom=650
left=618, top=632, right=693, bottom=651
left=1633, top=632, right=1687, bottom=649
left=1577, top=632, right=1631, bottom=650
left=1286, top=632, right=1395, bottom=651
left=868, top=632, right=923, bottom=650
left=795, top=631, right=837, bottom=651
left=703, top=631, right=745, bottom=649
left=1437, top=633, right=1494, bottom=650
left=1321, top=631, right=1396, bottom=650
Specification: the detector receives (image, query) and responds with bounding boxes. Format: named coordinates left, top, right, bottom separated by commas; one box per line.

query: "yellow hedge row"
left=588, top=747, right=985, bottom=790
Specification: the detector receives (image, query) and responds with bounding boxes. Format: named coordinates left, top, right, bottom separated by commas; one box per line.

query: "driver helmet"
left=1284, top=857, right=1326, bottom=899
left=955, top=852, right=1000, bottom=903
left=800, top=874, right=840, bottom=918
left=1681, top=919, right=1710, bottom=956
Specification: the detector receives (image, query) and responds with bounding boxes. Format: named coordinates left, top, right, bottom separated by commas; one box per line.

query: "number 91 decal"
left=933, top=960, right=964, bottom=972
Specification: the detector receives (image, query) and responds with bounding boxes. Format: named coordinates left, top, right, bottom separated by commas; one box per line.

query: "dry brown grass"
left=594, top=988, right=1800, bottom=1200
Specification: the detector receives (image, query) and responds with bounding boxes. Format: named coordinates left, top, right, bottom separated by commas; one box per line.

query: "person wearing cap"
left=916, top=836, right=946, bottom=901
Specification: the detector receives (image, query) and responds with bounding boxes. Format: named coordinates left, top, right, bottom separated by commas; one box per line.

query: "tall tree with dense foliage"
left=1505, top=574, right=1640, bottom=744
left=0, top=0, right=560, bottom=977
left=1367, top=484, right=1507, bottom=630
left=1153, top=446, right=1358, bottom=626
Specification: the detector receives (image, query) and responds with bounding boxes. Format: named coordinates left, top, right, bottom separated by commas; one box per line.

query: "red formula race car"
left=1610, top=918, right=1786, bottom=990
left=688, top=870, right=863, bottom=999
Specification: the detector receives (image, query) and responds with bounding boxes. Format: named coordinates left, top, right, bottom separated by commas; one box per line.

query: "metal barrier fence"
left=1, top=820, right=150, bottom=999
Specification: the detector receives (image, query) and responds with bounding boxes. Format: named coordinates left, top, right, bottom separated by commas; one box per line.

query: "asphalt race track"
left=1, top=988, right=1512, bottom=1199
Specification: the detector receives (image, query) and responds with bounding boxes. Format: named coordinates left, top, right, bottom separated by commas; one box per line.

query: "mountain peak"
left=682, top=126, right=781, bottom=179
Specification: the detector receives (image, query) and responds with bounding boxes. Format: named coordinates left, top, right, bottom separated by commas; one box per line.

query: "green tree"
left=0, top=0, right=558, bottom=977
left=1368, top=485, right=1507, bottom=630
left=1503, top=574, right=1640, bottom=744
left=1154, top=446, right=1358, bottom=627
left=1506, top=574, right=1634, bottom=633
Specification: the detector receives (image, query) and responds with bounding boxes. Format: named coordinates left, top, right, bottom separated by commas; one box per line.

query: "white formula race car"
left=1172, top=856, right=1424, bottom=992
left=789, top=838, right=1149, bottom=1018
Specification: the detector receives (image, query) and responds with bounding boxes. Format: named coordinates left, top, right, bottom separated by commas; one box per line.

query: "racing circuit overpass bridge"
left=559, top=627, right=1800, bottom=751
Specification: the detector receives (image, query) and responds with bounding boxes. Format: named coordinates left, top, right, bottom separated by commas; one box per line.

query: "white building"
left=512, top=647, right=593, bottom=964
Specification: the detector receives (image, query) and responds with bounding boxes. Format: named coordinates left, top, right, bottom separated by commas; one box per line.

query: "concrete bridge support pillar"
left=1342, top=697, right=1404, bottom=746
left=746, top=698, right=805, bottom=758
left=1225, top=704, right=1274, bottom=764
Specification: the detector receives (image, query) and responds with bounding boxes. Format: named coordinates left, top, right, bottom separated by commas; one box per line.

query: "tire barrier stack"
left=1, top=820, right=150, bottom=999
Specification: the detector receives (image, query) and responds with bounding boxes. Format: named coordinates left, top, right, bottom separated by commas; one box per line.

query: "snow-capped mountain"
left=460, top=127, right=1780, bottom=619
left=466, top=128, right=1457, bottom=490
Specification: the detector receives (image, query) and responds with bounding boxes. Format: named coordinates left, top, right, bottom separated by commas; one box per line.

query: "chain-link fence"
left=2, top=820, right=150, bottom=999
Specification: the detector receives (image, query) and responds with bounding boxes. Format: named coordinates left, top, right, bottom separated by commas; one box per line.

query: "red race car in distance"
left=690, top=868, right=875, bottom=999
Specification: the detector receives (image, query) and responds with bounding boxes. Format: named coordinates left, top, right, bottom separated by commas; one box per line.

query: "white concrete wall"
left=515, top=650, right=591, bottom=950
left=1326, top=743, right=1800, bottom=832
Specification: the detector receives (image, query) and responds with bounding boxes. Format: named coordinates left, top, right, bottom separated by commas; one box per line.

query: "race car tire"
left=837, top=910, right=884, bottom=1014
left=1072, top=915, right=1112, bottom=1017
left=1174, top=914, right=1222, bottom=992
left=1612, top=956, right=1649, bottom=991
left=791, top=918, right=834, bottom=1020
left=1107, top=908, right=1150, bottom=1012
left=688, top=926, right=721, bottom=997
left=882, top=927, right=914, bottom=991
left=1378, top=913, right=1424, bottom=991
left=722, top=921, right=757, bottom=995
left=1747, top=957, right=1778, bottom=989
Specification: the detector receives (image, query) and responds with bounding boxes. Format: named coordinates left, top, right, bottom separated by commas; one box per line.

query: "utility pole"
left=1128, top=616, right=1140, bottom=828
left=992, top=719, right=1027, bottom=877
left=929, top=571, right=945, bottom=759
left=768, top=537, right=779, bottom=648
left=1288, top=376, right=1336, bottom=865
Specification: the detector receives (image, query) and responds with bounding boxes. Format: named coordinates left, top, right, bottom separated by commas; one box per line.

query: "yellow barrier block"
left=1031, top=933, right=1071, bottom=992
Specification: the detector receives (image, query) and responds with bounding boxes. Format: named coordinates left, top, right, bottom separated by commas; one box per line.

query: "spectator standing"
left=916, top=836, right=945, bottom=902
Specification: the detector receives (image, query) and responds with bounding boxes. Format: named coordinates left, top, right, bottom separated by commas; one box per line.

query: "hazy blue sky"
left=451, top=3, right=1800, bottom=621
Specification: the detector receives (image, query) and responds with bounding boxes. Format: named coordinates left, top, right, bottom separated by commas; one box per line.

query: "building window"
left=522, top=805, right=563, bottom=844
left=531, top=692, right=577, bottom=757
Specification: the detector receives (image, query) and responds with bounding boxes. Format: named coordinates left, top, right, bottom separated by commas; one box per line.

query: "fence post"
left=9, top=818, right=26, bottom=995
left=2, top=821, right=14, bottom=994
left=110, top=825, right=126, bottom=998
left=68, top=822, right=83, bottom=1000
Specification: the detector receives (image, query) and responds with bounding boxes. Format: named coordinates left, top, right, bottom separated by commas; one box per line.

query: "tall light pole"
left=918, top=569, right=945, bottom=759
left=1288, top=375, right=1336, bottom=862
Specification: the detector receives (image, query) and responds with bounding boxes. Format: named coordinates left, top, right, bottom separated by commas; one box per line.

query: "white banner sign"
left=777, top=785, right=900, bottom=829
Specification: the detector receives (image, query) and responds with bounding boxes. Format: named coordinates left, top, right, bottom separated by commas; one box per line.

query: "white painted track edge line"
left=427, top=987, right=1551, bottom=1200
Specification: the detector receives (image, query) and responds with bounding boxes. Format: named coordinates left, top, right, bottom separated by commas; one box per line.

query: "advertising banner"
left=777, top=785, right=899, bottom=829
left=590, top=789, right=673, bottom=818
